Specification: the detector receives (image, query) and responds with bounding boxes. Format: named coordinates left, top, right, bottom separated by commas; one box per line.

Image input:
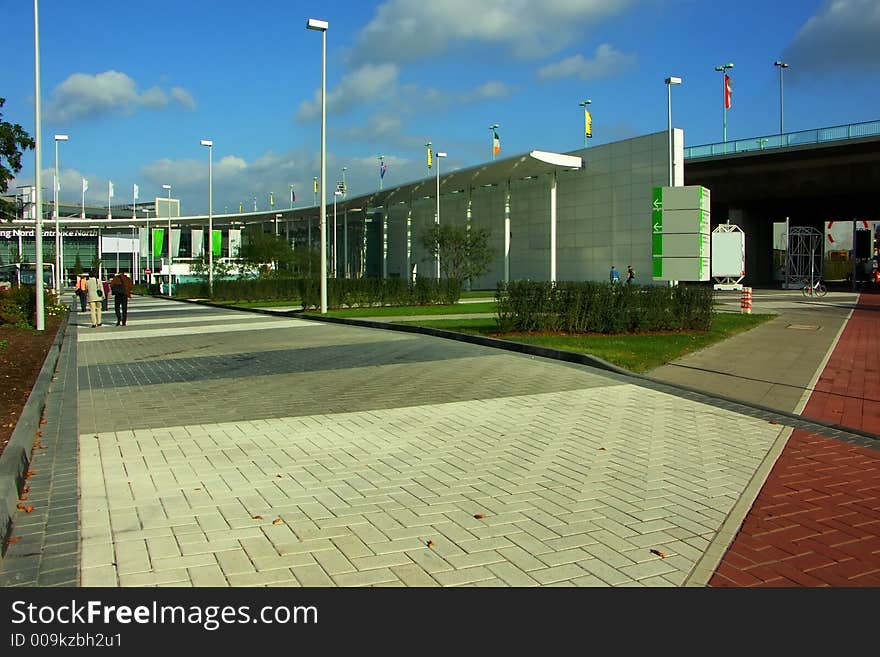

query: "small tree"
left=421, top=224, right=495, bottom=286
left=73, top=254, right=84, bottom=275
left=0, top=98, right=35, bottom=222
left=237, top=226, right=293, bottom=278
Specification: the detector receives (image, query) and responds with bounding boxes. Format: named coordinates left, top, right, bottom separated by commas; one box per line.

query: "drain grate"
left=787, top=324, right=820, bottom=330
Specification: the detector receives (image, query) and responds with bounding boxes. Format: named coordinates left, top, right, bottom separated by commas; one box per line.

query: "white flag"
left=133, top=183, right=139, bottom=200
left=82, top=178, right=88, bottom=193
left=109, top=180, right=114, bottom=198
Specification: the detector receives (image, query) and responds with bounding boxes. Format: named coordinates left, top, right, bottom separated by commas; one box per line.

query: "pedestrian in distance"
left=75, top=272, right=88, bottom=312
left=101, top=278, right=111, bottom=312
left=85, top=268, right=105, bottom=327
left=610, top=265, right=620, bottom=284
left=626, top=265, right=635, bottom=285
left=110, top=270, right=133, bottom=326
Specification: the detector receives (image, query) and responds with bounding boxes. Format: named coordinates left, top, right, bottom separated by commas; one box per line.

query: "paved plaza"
left=0, top=289, right=877, bottom=587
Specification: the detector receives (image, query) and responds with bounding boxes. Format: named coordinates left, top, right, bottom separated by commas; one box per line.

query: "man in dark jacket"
left=110, top=270, right=133, bottom=326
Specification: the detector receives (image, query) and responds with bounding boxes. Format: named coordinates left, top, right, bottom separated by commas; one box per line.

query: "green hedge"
left=299, top=277, right=462, bottom=310
left=496, top=281, right=713, bottom=334
left=171, top=276, right=462, bottom=309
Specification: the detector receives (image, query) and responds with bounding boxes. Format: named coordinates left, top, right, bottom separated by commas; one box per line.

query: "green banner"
left=652, top=233, right=663, bottom=258
left=152, top=229, right=164, bottom=259
left=212, top=229, right=222, bottom=257
left=652, top=255, right=663, bottom=278
left=652, top=186, right=663, bottom=234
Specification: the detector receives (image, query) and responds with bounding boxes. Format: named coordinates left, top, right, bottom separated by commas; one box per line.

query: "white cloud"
left=44, top=71, right=197, bottom=122
left=459, top=81, right=515, bottom=103
left=783, top=0, right=880, bottom=73
left=538, top=44, right=636, bottom=80
left=352, top=0, right=635, bottom=62
left=296, top=63, right=400, bottom=121
left=170, top=87, right=197, bottom=110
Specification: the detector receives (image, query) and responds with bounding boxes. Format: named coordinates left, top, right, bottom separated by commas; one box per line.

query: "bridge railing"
left=685, top=119, right=880, bottom=159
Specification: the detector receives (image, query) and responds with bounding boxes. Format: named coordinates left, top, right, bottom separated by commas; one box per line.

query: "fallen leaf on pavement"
left=426, top=540, right=435, bottom=549
left=272, top=517, right=282, bottom=525
left=252, top=515, right=263, bottom=520
left=650, top=549, right=666, bottom=558
left=473, top=514, right=485, bottom=519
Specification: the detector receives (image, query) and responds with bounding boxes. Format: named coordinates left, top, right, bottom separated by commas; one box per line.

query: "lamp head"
left=774, top=60, right=789, bottom=68
left=200, top=139, right=213, bottom=147
left=54, top=134, right=69, bottom=142
left=306, top=18, right=328, bottom=31
left=437, top=152, right=447, bottom=158
left=666, top=76, right=682, bottom=85
left=490, top=124, right=499, bottom=129
left=579, top=100, right=592, bottom=106
left=162, top=184, right=171, bottom=190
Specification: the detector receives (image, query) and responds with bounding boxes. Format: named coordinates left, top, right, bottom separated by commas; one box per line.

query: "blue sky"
left=4, top=0, right=879, bottom=215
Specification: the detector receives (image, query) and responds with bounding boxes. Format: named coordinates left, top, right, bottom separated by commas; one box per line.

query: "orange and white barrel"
left=740, top=287, right=752, bottom=314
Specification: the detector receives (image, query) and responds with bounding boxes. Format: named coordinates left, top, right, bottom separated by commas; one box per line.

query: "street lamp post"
left=578, top=100, right=591, bottom=148
left=162, top=184, right=171, bottom=295
left=33, top=0, right=45, bottom=331
left=307, top=17, right=329, bottom=313
left=714, top=62, right=734, bottom=143
left=665, top=77, right=682, bottom=187
left=435, top=151, right=447, bottom=280
left=200, top=139, right=214, bottom=298
left=774, top=60, right=789, bottom=138
left=53, top=134, right=68, bottom=295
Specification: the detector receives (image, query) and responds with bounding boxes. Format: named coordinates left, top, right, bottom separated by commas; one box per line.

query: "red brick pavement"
left=710, top=293, right=880, bottom=587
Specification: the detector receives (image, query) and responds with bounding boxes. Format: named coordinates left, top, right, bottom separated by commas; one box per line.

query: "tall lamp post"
left=307, top=17, right=329, bottom=313
left=435, top=151, right=447, bottom=279
left=162, top=183, right=171, bottom=295
left=665, top=77, right=682, bottom=187
left=714, top=62, right=734, bottom=143
left=341, top=166, right=347, bottom=278
left=53, top=133, right=68, bottom=295
left=578, top=100, right=591, bottom=148
left=33, top=0, right=45, bottom=331
left=200, top=139, right=214, bottom=298
left=774, top=60, right=789, bottom=138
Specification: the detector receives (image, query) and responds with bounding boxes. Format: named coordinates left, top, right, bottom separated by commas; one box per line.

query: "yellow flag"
left=584, top=109, right=593, bottom=138
left=313, top=178, right=318, bottom=194
left=427, top=146, right=433, bottom=169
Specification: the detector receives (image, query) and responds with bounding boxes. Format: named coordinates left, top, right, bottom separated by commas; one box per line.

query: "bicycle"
left=802, top=278, right=827, bottom=297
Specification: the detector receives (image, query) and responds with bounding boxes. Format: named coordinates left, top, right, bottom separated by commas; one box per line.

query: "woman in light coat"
left=85, top=269, right=105, bottom=327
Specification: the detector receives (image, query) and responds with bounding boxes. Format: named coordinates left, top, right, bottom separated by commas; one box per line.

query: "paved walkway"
left=0, top=289, right=877, bottom=587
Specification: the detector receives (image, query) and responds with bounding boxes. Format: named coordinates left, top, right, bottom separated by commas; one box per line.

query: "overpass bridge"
left=684, top=120, right=880, bottom=285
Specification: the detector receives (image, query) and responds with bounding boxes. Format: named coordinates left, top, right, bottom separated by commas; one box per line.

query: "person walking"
left=110, top=270, right=133, bottom=326
left=75, top=272, right=88, bottom=312
left=626, top=265, right=635, bottom=285
left=85, top=268, right=105, bottom=328
left=610, top=265, right=620, bottom=284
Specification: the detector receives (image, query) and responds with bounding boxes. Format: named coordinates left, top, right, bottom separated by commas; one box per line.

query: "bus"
left=0, top=263, right=56, bottom=290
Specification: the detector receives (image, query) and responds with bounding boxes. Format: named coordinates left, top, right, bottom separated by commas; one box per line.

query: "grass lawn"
left=302, top=301, right=497, bottom=317
left=392, top=312, right=775, bottom=373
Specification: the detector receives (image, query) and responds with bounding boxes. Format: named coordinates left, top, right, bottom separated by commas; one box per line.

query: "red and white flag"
left=724, top=73, right=732, bottom=109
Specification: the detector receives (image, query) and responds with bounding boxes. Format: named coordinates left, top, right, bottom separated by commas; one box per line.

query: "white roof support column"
left=527, top=150, right=582, bottom=285
left=504, top=180, right=511, bottom=284
left=550, top=170, right=558, bottom=283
